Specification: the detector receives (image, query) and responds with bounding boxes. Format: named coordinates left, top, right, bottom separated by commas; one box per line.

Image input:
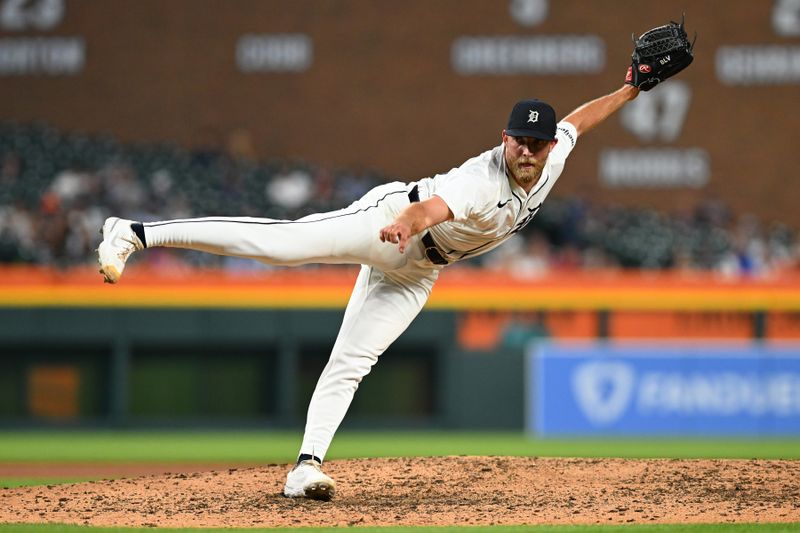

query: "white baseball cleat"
left=97, top=217, right=144, bottom=284
left=283, top=459, right=336, bottom=501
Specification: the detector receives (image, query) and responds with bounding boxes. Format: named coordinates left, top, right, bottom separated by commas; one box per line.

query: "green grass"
left=0, top=478, right=95, bottom=488
left=1, top=524, right=800, bottom=532
left=1, top=431, right=799, bottom=463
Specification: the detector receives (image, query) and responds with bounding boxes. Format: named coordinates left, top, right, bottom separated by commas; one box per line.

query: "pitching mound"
left=2, top=456, right=799, bottom=527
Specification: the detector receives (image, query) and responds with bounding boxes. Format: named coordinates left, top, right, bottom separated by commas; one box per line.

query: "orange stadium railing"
left=3, top=265, right=800, bottom=344
left=1, top=265, right=799, bottom=311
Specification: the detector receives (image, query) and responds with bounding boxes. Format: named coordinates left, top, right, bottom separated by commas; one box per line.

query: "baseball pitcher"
left=97, top=18, right=694, bottom=500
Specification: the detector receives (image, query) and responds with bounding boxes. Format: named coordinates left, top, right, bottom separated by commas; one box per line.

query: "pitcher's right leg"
left=96, top=184, right=412, bottom=282
left=97, top=217, right=146, bottom=283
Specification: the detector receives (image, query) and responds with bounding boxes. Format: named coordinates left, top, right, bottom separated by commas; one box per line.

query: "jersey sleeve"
left=553, top=121, right=578, bottom=159
left=548, top=121, right=579, bottom=177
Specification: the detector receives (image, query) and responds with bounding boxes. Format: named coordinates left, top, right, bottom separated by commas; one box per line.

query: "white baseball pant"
left=142, top=181, right=440, bottom=460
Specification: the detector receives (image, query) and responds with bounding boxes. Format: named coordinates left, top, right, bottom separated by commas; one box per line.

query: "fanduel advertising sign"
left=527, top=343, right=800, bottom=436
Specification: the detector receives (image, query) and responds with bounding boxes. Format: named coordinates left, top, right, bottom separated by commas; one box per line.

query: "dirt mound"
left=2, top=456, right=799, bottom=528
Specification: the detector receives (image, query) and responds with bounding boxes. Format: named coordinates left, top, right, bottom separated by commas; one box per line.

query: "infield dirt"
left=2, top=456, right=799, bottom=527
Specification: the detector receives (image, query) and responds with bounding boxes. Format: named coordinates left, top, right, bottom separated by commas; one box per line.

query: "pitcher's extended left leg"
left=297, top=265, right=434, bottom=461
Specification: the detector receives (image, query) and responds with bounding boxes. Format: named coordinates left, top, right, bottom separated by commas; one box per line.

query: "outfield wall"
left=528, top=342, right=800, bottom=436
left=2, top=266, right=800, bottom=429
left=0, top=306, right=455, bottom=427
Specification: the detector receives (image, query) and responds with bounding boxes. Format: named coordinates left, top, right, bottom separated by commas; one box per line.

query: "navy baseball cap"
left=505, top=99, right=557, bottom=141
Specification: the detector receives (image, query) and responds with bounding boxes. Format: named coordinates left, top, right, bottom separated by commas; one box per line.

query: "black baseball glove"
left=626, top=14, right=696, bottom=91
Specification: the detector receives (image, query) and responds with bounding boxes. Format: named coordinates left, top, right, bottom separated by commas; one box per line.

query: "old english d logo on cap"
left=506, top=99, right=557, bottom=141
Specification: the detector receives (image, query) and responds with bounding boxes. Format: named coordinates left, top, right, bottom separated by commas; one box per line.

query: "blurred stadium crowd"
left=0, top=122, right=797, bottom=277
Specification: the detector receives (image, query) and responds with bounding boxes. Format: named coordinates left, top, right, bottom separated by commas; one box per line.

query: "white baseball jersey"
left=415, top=120, right=578, bottom=263
left=136, top=120, right=579, bottom=462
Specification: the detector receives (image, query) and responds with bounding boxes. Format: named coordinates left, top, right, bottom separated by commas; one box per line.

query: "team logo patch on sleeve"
left=557, top=126, right=576, bottom=147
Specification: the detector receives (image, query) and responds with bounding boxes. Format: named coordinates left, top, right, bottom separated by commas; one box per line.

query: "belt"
left=407, top=185, right=449, bottom=265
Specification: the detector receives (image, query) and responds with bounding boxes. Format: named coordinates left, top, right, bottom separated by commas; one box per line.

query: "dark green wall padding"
left=0, top=308, right=526, bottom=429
